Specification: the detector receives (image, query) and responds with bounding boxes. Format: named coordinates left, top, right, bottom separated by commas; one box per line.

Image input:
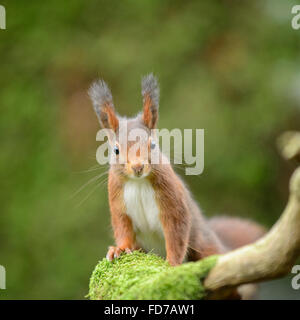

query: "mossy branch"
left=89, top=251, right=217, bottom=300
left=89, top=132, right=300, bottom=300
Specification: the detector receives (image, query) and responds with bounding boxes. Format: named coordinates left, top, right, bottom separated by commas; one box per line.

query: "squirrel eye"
left=150, top=140, right=156, bottom=150
left=114, top=146, right=119, bottom=155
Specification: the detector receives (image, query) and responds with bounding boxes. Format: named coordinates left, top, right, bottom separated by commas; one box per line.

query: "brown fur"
left=208, top=216, right=266, bottom=250
left=143, top=94, right=158, bottom=129
left=101, top=104, right=119, bottom=132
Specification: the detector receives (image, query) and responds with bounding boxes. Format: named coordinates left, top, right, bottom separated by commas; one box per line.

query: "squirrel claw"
left=124, top=248, right=133, bottom=254
left=106, top=246, right=132, bottom=261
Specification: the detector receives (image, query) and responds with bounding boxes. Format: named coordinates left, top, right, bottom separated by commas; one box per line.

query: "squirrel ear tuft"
left=88, top=80, right=119, bottom=132
left=141, top=73, right=159, bottom=129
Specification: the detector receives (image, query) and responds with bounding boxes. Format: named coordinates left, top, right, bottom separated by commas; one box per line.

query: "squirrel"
left=88, top=74, right=265, bottom=267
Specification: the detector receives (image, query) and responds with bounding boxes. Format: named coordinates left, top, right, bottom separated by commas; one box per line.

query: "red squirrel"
left=88, top=74, right=265, bottom=266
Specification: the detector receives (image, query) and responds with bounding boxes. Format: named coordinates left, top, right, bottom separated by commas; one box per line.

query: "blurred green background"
left=0, top=0, right=300, bottom=299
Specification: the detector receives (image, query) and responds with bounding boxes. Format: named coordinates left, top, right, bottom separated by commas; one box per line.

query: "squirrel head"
left=89, top=74, right=160, bottom=180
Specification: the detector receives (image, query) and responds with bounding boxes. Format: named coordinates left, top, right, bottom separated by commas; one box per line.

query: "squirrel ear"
left=141, top=73, right=159, bottom=129
left=88, top=80, right=119, bottom=132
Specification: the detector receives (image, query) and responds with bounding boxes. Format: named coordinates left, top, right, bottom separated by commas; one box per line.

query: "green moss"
left=88, top=251, right=217, bottom=300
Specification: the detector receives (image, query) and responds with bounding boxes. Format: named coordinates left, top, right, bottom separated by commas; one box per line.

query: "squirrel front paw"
left=106, top=246, right=133, bottom=261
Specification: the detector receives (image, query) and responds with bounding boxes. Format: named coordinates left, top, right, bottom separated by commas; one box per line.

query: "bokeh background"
left=0, top=0, right=300, bottom=299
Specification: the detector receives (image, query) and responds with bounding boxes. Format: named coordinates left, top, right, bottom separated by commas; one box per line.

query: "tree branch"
left=204, top=132, right=300, bottom=298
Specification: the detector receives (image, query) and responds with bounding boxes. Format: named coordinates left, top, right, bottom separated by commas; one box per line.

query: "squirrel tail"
left=208, top=216, right=266, bottom=299
left=208, top=216, right=266, bottom=251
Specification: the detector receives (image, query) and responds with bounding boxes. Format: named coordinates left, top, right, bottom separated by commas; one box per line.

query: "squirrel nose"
left=132, top=164, right=144, bottom=176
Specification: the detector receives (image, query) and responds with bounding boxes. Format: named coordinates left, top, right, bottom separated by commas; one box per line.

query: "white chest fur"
left=123, top=179, right=166, bottom=257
